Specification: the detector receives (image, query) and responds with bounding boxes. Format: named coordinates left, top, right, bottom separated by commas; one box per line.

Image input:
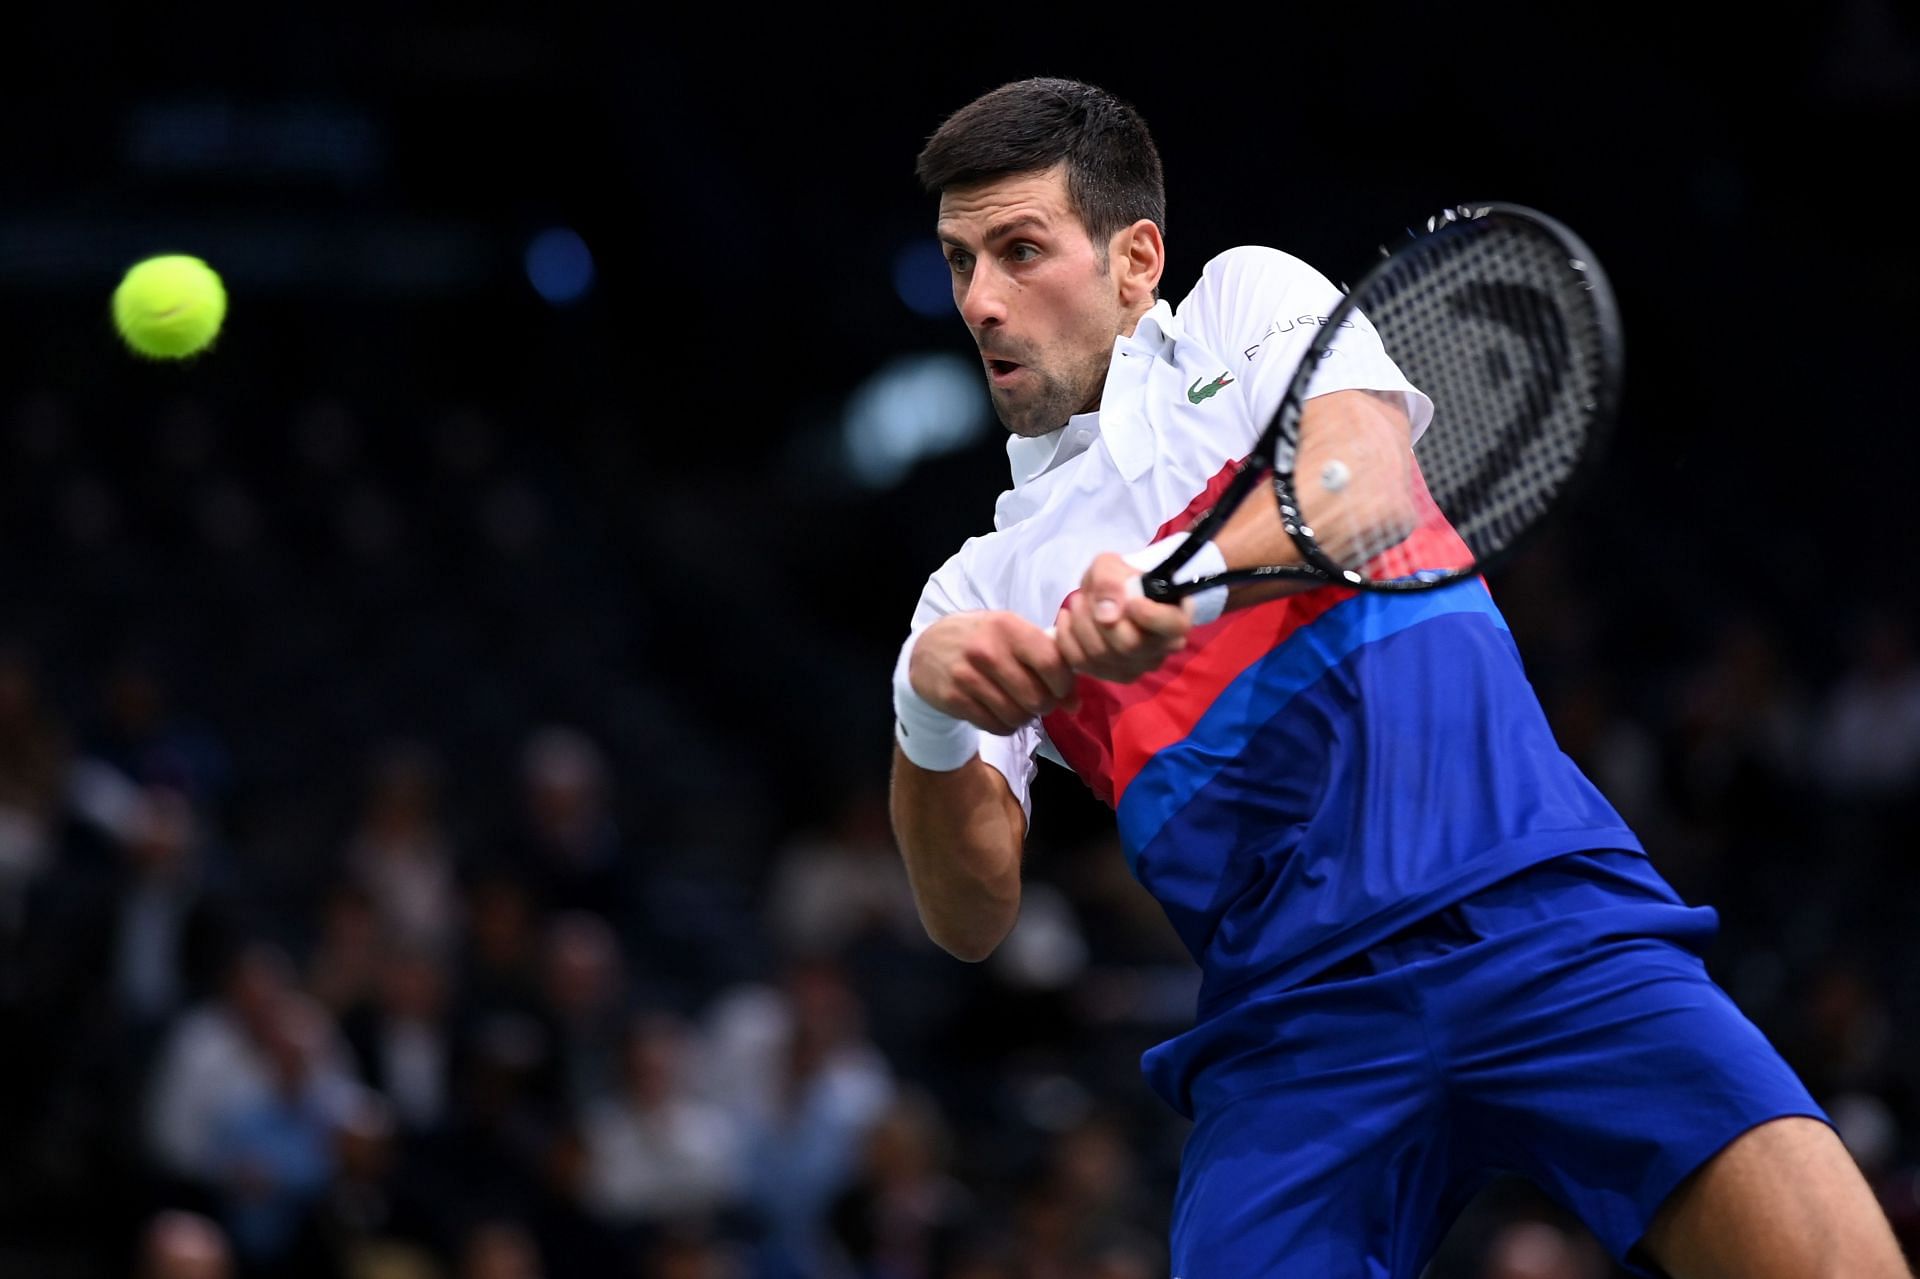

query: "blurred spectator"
left=581, top=1011, right=744, bottom=1232
left=827, top=1087, right=973, bottom=1279
left=1006, top=1183, right=1079, bottom=1279
left=115, top=785, right=229, bottom=1034
left=1080, top=1233, right=1162, bottom=1279
left=307, top=882, right=388, bottom=1019
left=1479, top=532, right=1599, bottom=705
left=642, top=1223, right=749, bottom=1279
left=144, top=942, right=359, bottom=1191
left=522, top=1122, right=632, bottom=1279
left=1812, top=608, right=1920, bottom=800
left=313, top=1090, right=449, bottom=1279
left=764, top=782, right=963, bottom=1081
left=1051, top=834, right=1190, bottom=970
left=764, top=784, right=923, bottom=959
left=938, top=883, right=1095, bottom=1099
left=1545, top=670, right=1666, bottom=838
left=504, top=725, right=634, bottom=927
left=139, top=1209, right=233, bottom=1279
left=458, top=871, right=545, bottom=1024
left=343, top=740, right=461, bottom=956
left=986, top=882, right=1089, bottom=998
left=1830, top=1089, right=1903, bottom=1181
left=1013, top=1112, right=1158, bottom=1276
left=341, top=940, right=458, bottom=1136
left=1782, top=955, right=1894, bottom=1103
left=449, top=873, right=549, bottom=1077
left=1662, top=617, right=1815, bottom=914
left=1670, top=618, right=1813, bottom=842
left=939, top=1234, right=1019, bottom=1279
left=83, top=651, right=232, bottom=818
left=0, top=776, right=241, bottom=1257
left=205, top=999, right=357, bottom=1273
left=0, top=789, right=223, bottom=1262
left=412, top=1007, right=558, bottom=1240
left=539, top=908, right=631, bottom=1109
left=1673, top=617, right=1810, bottom=806
left=0, top=642, right=71, bottom=925
left=459, top=1220, right=545, bottom=1279
left=15, top=779, right=235, bottom=1063
left=712, top=958, right=896, bottom=1278
left=1479, top=1217, right=1610, bottom=1279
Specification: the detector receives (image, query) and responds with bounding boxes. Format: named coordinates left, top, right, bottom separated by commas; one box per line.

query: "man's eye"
left=1009, top=244, right=1040, bottom=263
left=947, top=252, right=973, bottom=274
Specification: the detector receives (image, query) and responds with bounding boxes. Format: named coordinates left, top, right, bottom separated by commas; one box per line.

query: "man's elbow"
left=932, top=933, right=1000, bottom=964
left=1367, top=493, right=1420, bottom=555
left=922, top=906, right=1017, bottom=963
left=1325, top=489, right=1419, bottom=567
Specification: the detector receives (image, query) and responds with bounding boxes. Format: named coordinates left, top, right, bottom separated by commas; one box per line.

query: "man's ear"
left=1112, top=218, right=1166, bottom=308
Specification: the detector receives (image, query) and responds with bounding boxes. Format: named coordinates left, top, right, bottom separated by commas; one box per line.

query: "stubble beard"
left=992, top=350, right=1110, bottom=439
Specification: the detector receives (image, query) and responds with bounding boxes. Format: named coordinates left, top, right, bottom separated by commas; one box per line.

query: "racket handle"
left=1126, top=535, right=1227, bottom=622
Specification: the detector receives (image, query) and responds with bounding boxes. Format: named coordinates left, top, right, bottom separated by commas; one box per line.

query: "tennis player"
left=888, top=77, right=1909, bottom=1278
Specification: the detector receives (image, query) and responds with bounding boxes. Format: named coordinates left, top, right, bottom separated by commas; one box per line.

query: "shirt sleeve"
left=907, top=543, right=1043, bottom=825
left=1179, top=245, right=1435, bottom=445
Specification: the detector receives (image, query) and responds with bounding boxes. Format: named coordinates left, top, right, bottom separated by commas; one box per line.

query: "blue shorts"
left=1161, top=851, right=1828, bottom=1278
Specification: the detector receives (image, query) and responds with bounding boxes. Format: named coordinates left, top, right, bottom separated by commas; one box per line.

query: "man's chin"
left=992, top=394, right=1065, bottom=440
left=1000, top=418, right=1063, bottom=440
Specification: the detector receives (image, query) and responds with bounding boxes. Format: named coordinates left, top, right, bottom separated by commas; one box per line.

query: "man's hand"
left=909, top=612, right=1078, bottom=734
left=1053, top=552, right=1193, bottom=683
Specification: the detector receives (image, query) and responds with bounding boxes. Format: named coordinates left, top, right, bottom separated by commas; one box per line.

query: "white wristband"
left=1123, top=534, right=1230, bottom=626
left=892, top=627, right=981, bottom=771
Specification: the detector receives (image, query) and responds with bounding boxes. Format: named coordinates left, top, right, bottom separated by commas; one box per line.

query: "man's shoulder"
left=1204, top=243, right=1320, bottom=272
left=1183, top=245, right=1326, bottom=296
left=1172, top=245, right=1338, bottom=335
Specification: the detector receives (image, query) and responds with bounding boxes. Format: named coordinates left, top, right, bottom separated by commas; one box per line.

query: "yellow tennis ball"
left=111, top=254, right=227, bottom=360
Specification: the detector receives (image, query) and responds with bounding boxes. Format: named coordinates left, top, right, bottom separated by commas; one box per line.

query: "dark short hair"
left=915, top=77, right=1166, bottom=254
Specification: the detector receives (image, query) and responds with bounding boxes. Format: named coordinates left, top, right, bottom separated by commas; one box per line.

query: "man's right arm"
left=890, top=746, right=1027, bottom=963
left=888, top=611, right=1074, bottom=962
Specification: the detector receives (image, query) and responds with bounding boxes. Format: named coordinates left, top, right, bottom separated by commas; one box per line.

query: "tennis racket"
left=1141, top=202, right=1623, bottom=601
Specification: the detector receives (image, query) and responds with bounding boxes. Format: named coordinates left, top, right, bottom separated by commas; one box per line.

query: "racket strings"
left=1299, top=214, right=1611, bottom=586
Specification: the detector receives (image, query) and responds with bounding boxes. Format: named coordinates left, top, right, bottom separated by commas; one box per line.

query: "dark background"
left=1, top=5, right=1917, bottom=1278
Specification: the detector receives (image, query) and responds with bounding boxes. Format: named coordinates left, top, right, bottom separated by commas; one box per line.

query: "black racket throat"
left=1142, top=474, right=1474, bottom=603
left=1141, top=453, right=1356, bottom=602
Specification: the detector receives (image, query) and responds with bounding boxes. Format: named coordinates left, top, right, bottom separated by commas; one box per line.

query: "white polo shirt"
left=906, top=245, right=1434, bottom=819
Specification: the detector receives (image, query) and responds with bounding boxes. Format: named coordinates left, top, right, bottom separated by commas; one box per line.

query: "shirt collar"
left=1003, top=299, right=1176, bottom=490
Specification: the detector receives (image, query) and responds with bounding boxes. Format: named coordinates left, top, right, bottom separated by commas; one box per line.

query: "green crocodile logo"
left=1187, top=372, right=1235, bottom=404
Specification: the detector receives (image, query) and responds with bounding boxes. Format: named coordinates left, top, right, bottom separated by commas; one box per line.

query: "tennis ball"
left=111, top=254, right=227, bottom=360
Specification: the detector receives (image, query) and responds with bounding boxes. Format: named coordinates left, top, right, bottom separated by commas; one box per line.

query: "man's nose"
left=958, top=262, right=1006, bottom=331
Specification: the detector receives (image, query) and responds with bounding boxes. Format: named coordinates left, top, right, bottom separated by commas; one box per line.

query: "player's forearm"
left=1217, top=389, right=1415, bottom=607
left=889, top=746, right=1025, bottom=962
left=1213, top=506, right=1318, bottom=609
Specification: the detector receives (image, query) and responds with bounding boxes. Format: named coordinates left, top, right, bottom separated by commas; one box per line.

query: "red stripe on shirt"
left=1040, top=457, right=1473, bottom=809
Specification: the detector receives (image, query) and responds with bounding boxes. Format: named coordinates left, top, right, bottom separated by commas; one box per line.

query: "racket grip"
left=1124, top=536, right=1227, bottom=624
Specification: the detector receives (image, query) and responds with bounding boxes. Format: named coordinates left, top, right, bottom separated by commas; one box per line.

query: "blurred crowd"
left=2, top=388, right=1920, bottom=1279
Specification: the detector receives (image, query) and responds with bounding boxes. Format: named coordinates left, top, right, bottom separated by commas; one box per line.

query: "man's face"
left=937, top=163, right=1129, bottom=438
